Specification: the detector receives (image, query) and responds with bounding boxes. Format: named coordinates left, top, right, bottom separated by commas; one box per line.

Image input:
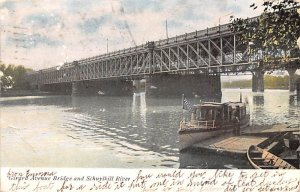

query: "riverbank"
left=0, top=89, right=67, bottom=97
left=222, top=74, right=300, bottom=90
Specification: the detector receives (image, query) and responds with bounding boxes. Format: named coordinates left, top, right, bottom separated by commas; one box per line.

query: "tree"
left=5, top=64, right=15, bottom=77
left=0, top=62, right=33, bottom=89
left=230, top=0, right=300, bottom=63
left=13, top=65, right=28, bottom=88
left=0, top=75, right=13, bottom=89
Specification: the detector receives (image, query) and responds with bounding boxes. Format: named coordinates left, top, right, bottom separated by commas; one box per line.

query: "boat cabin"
left=179, top=101, right=249, bottom=150
left=189, top=102, right=247, bottom=128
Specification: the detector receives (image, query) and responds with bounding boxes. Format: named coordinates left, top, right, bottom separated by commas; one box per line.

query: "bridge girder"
left=26, top=23, right=299, bottom=86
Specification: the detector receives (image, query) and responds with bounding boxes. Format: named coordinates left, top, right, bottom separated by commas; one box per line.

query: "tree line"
left=222, top=74, right=298, bottom=89
left=0, top=62, right=33, bottom=90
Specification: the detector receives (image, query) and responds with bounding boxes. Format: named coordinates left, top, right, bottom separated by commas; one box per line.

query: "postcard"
left=1, top=0, right=300, bottom=191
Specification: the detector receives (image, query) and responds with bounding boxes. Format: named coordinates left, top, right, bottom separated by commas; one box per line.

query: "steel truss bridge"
left=27, top=18, right=299, bottom=86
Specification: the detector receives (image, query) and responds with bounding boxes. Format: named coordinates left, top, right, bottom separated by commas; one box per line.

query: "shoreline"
left=0, top=88, right=294, bottom=98
left=0, top=89, right=68, bottom=97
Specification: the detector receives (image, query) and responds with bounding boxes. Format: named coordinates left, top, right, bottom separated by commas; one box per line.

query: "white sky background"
left=0, top=0, right=280, bottom=71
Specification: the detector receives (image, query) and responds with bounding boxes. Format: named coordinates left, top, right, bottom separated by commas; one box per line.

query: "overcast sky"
left=1, top=0, right=266, bottom=70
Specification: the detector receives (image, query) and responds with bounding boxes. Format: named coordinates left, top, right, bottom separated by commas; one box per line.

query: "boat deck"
left=188, top=124, right=299, bottom=157
left=192, top=134, right=268, bottom=155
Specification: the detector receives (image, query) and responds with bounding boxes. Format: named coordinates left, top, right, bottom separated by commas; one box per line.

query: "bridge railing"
left=155, top=23, right=231, bottom=46
left=77, top=44, right=147, bottom=65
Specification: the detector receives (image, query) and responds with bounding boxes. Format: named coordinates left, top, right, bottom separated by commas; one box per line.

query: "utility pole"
left=165, top=19, right=169, bottom=39
left=106, top=38, right=108, bottom=53
left=0, top=24, right=2, bottom=62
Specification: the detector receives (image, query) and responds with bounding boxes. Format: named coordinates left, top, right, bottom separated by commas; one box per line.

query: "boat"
left=179, top=101, right=250, bottom=150
left=283, top=130, right=300, bottom=150
left=280, top=131, right=300, bottom=168
left=247, top=145, right=296, bottom=169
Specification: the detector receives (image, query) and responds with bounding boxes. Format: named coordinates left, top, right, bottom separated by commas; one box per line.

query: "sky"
left=0, top=0, right=273, bottom=70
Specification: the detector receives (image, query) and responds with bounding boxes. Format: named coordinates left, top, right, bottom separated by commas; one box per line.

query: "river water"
left=0, top=89, right=299, bottom=168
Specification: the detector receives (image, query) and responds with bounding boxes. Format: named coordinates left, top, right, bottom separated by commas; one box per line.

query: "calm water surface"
left=1, top=89, right=299, bottom=168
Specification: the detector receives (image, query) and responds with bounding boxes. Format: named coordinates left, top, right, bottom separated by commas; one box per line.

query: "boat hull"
left=179, top=128, right=229, bottom=151
left=247, top=145, right=296, bottom=169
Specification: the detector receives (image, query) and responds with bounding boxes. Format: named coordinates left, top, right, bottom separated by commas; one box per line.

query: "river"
left=0, top=89, right=299, bottom=168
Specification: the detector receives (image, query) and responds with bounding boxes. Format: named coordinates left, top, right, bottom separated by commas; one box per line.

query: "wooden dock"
left=188, top=124, right=300, bottom=157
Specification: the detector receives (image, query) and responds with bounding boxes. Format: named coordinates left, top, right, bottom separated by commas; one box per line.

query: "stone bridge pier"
left=145, top=74, right=221, bottom=97
left=133, top=80, right=146, bottom=93
left=71, top=79, right=133, bottom=96
left=296, top=78, right=300, bottom=97
left=252, top=68, right=265, bottom=92
left=287, top=68, right=297, bottom=92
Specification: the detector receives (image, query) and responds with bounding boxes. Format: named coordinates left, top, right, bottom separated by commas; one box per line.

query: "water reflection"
left=1, top=89, right=299, bottom=168
left=132, top=93, right=147, bottom=127
left=68, top=95, right=180, bottom=160
left=253, top=95, right=264, bottom=106
left=289, top=95, right=299, bottom=106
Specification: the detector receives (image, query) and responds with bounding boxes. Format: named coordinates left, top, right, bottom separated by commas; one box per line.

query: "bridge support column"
left=29, top=83, right=38, bottom=90
left=287, top=68, right=297, bottom=92
left=296, top=79, right=300, bottom=98
left=145, top=74, right=221, bottom=97
left=37, top=84, right=48, bottom=92
left=37, top=83, right=42, bottom=91
left=133, top=80, right=145, bottom=93
left=252, top=69, right=264, bottom=92
left=72, top=82, right=80, bottom=96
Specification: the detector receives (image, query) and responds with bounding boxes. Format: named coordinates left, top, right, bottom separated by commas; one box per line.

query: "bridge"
left=26, top=18, right=300, bottom=97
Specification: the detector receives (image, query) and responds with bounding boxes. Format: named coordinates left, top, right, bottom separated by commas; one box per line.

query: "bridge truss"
left=27, top=21, right=299, bottom=86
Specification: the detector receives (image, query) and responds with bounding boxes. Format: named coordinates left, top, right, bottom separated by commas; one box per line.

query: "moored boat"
left=179, top=100, right=250, bottom=150
left=247, top=145, right=296, bottom=169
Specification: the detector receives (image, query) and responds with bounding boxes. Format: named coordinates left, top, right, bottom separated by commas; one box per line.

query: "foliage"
left=0, top=74, right=13, bottom=89
left=264, top=75, right=290, bottom=89
left=222, top=79, right=252, bottom=89
left=230, top=0, right=300, bottom=62
left=0, top=62, right=33, bottom=89
left=222, top=75, right=292, bottom=89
